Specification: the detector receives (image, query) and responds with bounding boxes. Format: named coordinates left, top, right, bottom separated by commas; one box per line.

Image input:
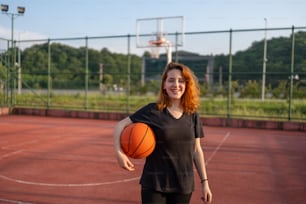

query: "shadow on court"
left=0, top=115, right=305, bottom=204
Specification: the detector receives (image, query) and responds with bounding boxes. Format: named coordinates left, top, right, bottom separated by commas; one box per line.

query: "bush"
left=240, top=80, right=260, bottom=98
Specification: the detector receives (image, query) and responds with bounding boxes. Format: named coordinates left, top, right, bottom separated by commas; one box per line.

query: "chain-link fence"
left=0, top=26, right=305, bottom=121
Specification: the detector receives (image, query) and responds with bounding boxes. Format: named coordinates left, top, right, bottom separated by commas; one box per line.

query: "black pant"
left=141, top=188, right=192, bottom=204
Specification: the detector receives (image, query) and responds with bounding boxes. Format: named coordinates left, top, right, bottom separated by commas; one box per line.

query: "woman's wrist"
left=200, top=178, right=208, bottom=184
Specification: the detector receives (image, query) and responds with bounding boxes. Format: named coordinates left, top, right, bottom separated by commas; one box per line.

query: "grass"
left=2, top=92, right=305, bottom=121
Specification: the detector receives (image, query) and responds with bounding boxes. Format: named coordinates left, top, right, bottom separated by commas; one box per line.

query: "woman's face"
left=163, top=69, right=186, bottom=102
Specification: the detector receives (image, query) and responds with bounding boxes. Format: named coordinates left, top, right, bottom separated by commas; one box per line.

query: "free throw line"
left=205, top=131, right=231, bottom=165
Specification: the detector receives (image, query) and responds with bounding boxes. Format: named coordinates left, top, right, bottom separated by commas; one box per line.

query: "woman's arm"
left=194, top=138, right=212, bottom=203
left=113, top=117, right=135, bottom=171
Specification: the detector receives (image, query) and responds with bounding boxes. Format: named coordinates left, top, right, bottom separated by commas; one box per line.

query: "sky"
left=0, top=0, right=305, bottom=54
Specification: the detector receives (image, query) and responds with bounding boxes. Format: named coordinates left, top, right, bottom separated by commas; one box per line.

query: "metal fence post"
left=85, top=36, right=89, bottom=110
left=127, top=34, right=131, bottom=114
left=175, top=32, right=178, bottom=63
left=11, top=40, right=17, bottom=106
left=227, top=29, right=233, bottom=122
left=288, top=26, right=295, bottom=120
left=47, top=39, right=51, bottom=108
left=5, top=40, right=9, bottom=105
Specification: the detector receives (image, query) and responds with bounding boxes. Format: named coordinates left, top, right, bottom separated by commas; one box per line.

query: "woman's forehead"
left=166, top=69, right=183, bottom=77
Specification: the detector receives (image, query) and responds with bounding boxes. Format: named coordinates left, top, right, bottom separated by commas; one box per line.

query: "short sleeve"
left=129, top=103, right=156, bottom=125
left=194, top=112, right=204, bottom=138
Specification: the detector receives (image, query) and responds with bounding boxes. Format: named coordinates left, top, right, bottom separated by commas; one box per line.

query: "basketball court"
left=0, top=115, right=305, bottom=204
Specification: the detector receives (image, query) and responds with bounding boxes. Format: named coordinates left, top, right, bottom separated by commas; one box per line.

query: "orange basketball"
left=120, top=123, right=156, bottom=159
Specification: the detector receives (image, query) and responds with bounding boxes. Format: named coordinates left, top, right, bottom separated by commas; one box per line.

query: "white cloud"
left=0, top=26, right=48, bottom=50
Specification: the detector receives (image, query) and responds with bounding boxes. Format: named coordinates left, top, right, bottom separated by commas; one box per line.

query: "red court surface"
left=0, top=115, right=305, bottom=204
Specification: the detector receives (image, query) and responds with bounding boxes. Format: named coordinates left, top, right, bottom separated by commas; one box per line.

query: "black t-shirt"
left=129, top=103, right=204, bottom=194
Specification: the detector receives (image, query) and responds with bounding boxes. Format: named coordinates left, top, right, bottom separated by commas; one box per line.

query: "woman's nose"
left=173, top=80, right=179, bottom=87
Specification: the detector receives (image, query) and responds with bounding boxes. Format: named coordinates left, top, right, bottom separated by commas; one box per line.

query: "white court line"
left=205, top=131, right=231, bottom=165
left=0, top=133, right=229, bottom=188
left=0, top=150, right=23, bottom=160
left=0, top=174, right=140, bottom=187
left=0, top=141, right=140, bottom=187
left=0, top=198, right=38, bottom=204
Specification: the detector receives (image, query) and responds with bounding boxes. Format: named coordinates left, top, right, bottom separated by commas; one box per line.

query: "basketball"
left=120, top=123, right=156, bottom=159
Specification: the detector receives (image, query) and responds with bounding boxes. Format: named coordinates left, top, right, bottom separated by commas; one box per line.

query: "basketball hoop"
left=148, top=37, right=164, bottom=59
left=150, top=46, right=160, bottom=59
left=136, top=16, right=184, bottom=62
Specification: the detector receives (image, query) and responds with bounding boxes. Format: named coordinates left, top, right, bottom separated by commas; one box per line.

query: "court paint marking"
left=0, top=128, right=229, bottom=188
left=0, top=132, right=232, bottom=186
left=0, top=137, right=140, bottom=188
left=0, top=174, right=140, bottom=187
left=205, top=131, right=231, bottom=166
left=0, top=150, right=23, bottom=160
left=0, top=198, right=38, bottom=204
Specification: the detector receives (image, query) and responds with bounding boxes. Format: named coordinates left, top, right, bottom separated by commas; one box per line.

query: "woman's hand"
left=115, top=150, right=135, bottom=171
left=113, top=117, right=134, bottom=171
left=201, top=181, right=212, bottom=203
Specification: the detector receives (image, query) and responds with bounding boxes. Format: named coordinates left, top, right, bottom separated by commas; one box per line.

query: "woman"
left=113, top=62, right=212, bottom=203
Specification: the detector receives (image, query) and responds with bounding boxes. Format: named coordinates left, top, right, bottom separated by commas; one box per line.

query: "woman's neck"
left=167, top=103, right=183, bottom=119
left=168, top=99, right=183, bottom=110
left=168, top=99, right=181, bottom=109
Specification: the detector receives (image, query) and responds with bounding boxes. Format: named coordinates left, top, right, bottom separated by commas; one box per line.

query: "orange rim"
left=148, top=40, right=163, bottom=47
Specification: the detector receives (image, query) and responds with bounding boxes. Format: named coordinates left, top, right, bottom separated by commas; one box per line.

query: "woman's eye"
left=167, top=78, right=185, bottom=83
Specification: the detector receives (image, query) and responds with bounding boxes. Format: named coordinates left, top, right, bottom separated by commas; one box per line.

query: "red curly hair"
left=156, top=62, right=200, bottom=114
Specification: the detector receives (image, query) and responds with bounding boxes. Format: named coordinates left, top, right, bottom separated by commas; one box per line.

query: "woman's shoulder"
left=187, top=111, right=201, bottom=122
left=143, top=102, right=158, bottom=109
left=129, top=103, right=159, bottom=123
left=135, top=103, right=158, bottom=113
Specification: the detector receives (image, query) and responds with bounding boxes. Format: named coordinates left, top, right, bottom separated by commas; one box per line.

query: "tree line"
left=0, top=31, right=305, bottom=97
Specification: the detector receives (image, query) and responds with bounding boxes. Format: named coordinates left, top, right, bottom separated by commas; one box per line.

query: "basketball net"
left=148, top=36, right=172, bottom=63
left=150, top=46, right=160, bottom=59
left=149, top=38, right=163, bottom=59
